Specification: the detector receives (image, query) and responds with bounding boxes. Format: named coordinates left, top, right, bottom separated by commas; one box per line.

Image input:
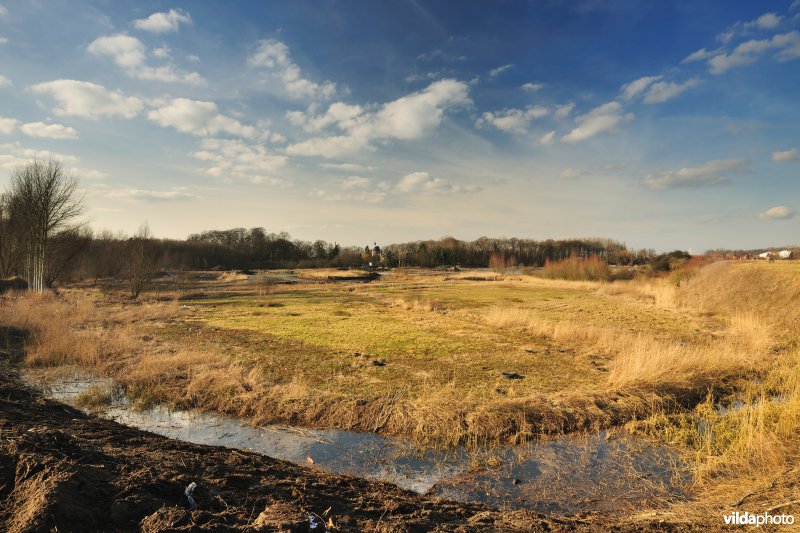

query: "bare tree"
left=128, top=223, right=155, bottom=299
left=8, top=160, right=85, bottom=292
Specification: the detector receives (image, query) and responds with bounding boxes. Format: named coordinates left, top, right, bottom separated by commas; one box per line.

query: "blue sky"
left=0, top=0, right=798, bottom=252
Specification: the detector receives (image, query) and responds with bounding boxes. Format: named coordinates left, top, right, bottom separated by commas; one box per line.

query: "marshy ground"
left=2, top=261, right=800, bottom=530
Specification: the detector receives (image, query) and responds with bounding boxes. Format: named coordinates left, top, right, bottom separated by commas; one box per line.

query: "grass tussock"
left=541, top=254, right=610, bottom=281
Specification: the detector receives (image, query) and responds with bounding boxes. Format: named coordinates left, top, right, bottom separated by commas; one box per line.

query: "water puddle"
left=24, top=370, right=689, bottom=513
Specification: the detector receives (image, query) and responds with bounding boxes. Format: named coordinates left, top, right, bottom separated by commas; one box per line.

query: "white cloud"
left=311, top=188, right=387, bottom=204
left=540, top=130, right=556, bottom=145
left=396, top=171, right=479, bottom=195
left=489, top=64, right=514, bottom=77
left=286, top=79, right=470, bottom=158
left=709, top=31, right=800, bottom=74
left=559, top=168, right=588, bottom=179
left=106, top=187, right=198, bottom=202
left=193, top=138, right=288, bottom=185
left=371, top=79, right=470, bottom=139
left=0, top=75, right=11, bottom=87
left=475, top=106, right=549, bottom=134
left=340, top=176, right=369, bottom=189
left=753, top=13, right=782, bottom=29
left=0, top=4, right=6, bottom=17
left=717, top=12, right=785, bottom=45
left=147, top=98, right=258, bottom=138
left=133, top=9, right=192, bottom=33
left=19, top=121, right=78, bottom=140
left=286, top=135, right=372, bottom=158
left=320, top=162, right=372, bottom=172
left=643, top=78, right=700, bottom=104
left=772, top=148, right=800, bottom=161
left=682, top=48, right=719, bottom=63
left=0, top=142, right=80, bottom=169
left=620, top=75, right=661, bottom=100
left=554, top=102, right=575, bottom=119
left=286, top=102, right=364, bottom=133
left=562, top=101, right=633, bottom=143
left=31, top=80, right=144, bottom=119
left=88, top=34, right=146, bottom=68
left=521, top=82, right=544, bottom=91
left=758, top=206, right=796, bottom=220
left=643, top=158, right=748, bottom=189
left=0, top=36, right=7, bottom=45
left=152, top=46, right=172, bottom=59
left=88, top=33, right=205, bottom=85
left=0, top=117, right=18, bottom=134
left=249, top=39, right=336, bottom=99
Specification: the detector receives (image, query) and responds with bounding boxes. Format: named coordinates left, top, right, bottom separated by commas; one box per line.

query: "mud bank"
left=0, top=365, right=707, bottom=531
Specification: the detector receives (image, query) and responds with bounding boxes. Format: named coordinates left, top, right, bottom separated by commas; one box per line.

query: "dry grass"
left=2, top=261, right=797, bottom=466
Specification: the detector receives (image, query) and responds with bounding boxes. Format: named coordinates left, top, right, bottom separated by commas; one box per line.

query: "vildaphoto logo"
left=723, top=511, right=795, bottom=527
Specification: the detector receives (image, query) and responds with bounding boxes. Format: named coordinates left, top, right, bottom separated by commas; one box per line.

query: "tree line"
left=1, top=159, right=663, bottom=292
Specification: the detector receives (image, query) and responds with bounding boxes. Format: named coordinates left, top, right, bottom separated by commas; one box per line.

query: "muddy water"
left=25, top=370, right=689, bottom=514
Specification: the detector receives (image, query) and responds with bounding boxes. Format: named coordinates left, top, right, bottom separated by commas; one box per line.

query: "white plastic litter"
left=185, top=481, right=198, bottom=510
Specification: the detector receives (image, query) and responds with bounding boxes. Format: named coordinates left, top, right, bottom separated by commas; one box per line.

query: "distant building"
left=363, top=242, right=383, bottom=266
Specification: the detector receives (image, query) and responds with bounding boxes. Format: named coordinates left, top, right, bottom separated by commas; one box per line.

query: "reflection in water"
left=26, top=370, right=689, bottom=513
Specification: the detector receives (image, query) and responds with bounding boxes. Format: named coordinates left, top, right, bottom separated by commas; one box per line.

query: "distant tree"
left=7, top=159, right=85, bottom=292
left=0, top=192, right=24, bottom=277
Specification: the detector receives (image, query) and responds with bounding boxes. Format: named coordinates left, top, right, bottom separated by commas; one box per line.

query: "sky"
left=0, top=0, right=798, bottom=252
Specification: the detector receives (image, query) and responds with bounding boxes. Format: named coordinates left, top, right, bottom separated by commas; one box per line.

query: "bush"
left=541, top=254, right=610, bottom=281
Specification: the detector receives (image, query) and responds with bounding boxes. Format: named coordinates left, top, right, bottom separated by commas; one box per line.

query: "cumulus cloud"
left=772, top=147, right=800, bottom=161
left=540, top=130, right=556, bottom=145
left=286, top=79, right=470, bottom=158
left=19, top=122, right=78, bottom=140
left=193, top=138, right=288, bottom=185
left=489, top=64, right=514, bottom=77
left=753, top=12, right=782, bottom=29
left=758, top=206, right=796, bottom=220
left=709, top=31, right=800, bottom=74
left=286, top=102, right=364, bottom=133
left=395, top=171, right=479, bottom=195
left=643, top=158, right=748, bottom=189
left=562, top=102, right=633, bottom=143
left=88, top=33, right=205, bottom=85
left=106, top=187, right=198, bottom=202
left=475, top=106, right=549, bottom=134
left=643, top=78, right=700, bottom=104
left=88, top=34, right=146, bottom=68
left=620, top=75, right=661, bottom=100
left=0, top=75, right=10, bottom=86
left=0, top=117, right=17, bottom=134
left=133, top=9, right=192, bottom=33
left=147, top=98, right=258, bottom=138
left=31, top=80, right=144, bottom=119
left=249, top=39, right=336, bottom=99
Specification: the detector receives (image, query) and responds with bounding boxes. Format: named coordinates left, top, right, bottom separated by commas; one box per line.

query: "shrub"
left=541, top=254, right=609, bottom=281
